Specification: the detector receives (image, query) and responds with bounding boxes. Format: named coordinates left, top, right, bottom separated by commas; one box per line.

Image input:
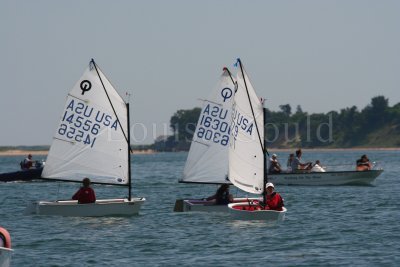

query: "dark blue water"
left=1, top=150, right=399, bottom=266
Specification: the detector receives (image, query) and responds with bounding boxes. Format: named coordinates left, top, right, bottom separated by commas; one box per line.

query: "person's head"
left=289, top=153, right=294, bottom=158
left=296, top=149, right=302, bottom=157
left=272, top=154, right=277, bottom=159
left=220, top=184, right=229, bottom=191
left=315, top=160, right=320, bottom=165
left=361, top=154, right=369, bottom=161
left=28, top=154, right=32, bottom=159
left=82, top=177, right=91, bottom=187
left=217, top=184, right=230, bottom=195
left=265, top=182, right=275, bottom=194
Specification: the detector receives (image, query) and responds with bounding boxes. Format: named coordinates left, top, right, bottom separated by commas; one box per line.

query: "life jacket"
left=266, top=192, right=284, bottom=211
left=216, top=191, right=230, bottom=205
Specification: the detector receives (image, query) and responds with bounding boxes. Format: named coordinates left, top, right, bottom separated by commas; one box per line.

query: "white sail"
left=181, top=69, right=235, bottom=183
left=42, top=61, right=129, bottom=185
left=228, top=61, right=264, bottom=194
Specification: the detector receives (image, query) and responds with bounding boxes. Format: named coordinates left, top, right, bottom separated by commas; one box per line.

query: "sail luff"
left=91, top=59, right=129, bottom=144
left=263, top=106, right=267, bottom=205
left=237, top=59, right=264, bottom=152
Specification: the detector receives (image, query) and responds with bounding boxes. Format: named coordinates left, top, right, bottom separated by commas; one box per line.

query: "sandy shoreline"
left=268, top=147, right=400, bottom=152
left=0, top=149, right=157, bottom=156
left=0, top=147, right=398, bottom=157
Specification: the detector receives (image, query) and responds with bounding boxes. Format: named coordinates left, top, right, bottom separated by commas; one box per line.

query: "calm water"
left=1, top=150, right=399, bottom=266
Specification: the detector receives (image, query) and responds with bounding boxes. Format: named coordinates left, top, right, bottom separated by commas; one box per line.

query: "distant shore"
left=0, top=149, right=157, bottom=156
left=268, top=147, right=400, bottom=152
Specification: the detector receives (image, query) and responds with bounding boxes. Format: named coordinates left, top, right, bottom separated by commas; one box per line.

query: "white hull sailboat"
left=0, top=248, right=12, bottom=267
left=25, top=198, right=145, bottom=217
left=268, top=169, right=383, bottom=186
left=24, top=59, right=145, bottom=217
left=228, top=203, right=287, bottom=221
left=227, top=59, right=286, bottom=221
left=174, top=67, right=259, bottom=212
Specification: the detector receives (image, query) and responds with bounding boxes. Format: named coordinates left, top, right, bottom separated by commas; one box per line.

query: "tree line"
left=148, top=95, right=400, bottom=151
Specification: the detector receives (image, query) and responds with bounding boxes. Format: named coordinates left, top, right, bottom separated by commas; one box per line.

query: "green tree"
left=170, top=108, right=201, bottom=142
left=279, top=104, right=292, bottom=117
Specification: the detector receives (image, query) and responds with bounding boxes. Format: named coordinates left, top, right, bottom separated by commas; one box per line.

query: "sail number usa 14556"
left=56, top=99, right=120, bottom=148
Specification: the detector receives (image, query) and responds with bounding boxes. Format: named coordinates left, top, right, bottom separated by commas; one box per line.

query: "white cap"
left=266, top=182, right=275, bottom=188
left=272, top=154, right=277, bottom=158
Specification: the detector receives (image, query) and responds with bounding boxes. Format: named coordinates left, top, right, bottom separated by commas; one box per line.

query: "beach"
left=0, top=149, right=157, bottom=156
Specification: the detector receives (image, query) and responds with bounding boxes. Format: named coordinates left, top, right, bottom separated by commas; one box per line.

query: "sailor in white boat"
left=291, top=149, right=312, bottom=172
left=263, top=183, right=284, bottom=211
left=205, top=184, right=233, bottom=205
left=311, top=160, right=326, bottom=172
left=268, top=154, right=282, bottom=174
left=72, top=178, right=96, bottom=204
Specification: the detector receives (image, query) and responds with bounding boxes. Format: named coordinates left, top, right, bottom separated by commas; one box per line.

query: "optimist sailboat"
left=227, top=59, right=286, bottom=221
left=25, top=59, right=145, bottom=217
left=174, top=68, right=260, bottom=212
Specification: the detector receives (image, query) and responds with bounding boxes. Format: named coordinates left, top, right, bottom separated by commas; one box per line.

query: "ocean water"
left=1, top=150, right=399, bottom=267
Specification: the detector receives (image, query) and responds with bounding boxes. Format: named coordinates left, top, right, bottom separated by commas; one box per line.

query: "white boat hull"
left=174, top=197, right=261, bottom=212
left=0, top=247, right=12, bottom=267
left=268, top=170, right=383, bottom=186
left=24, top=198, right=145, bottom=217
left=228, top=203, right=287, bottom=221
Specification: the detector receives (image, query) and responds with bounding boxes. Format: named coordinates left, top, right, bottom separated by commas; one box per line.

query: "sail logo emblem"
left=221, top=87, right=232, bottom=102
left=80, top=80, right=92, bottom=95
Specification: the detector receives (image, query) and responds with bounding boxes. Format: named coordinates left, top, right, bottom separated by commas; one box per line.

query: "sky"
left=1, top=0, right=399, bottom=146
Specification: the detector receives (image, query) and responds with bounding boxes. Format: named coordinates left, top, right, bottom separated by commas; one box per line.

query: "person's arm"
left=88, top=188, right=96, bottom=203
left=367, top=161, right=372, bottom=169
left=228, top=193, right=234, bottom=203
left=206, top=194, right=216, bottom=201
left=72, top=188, right=81, bottom=200
left=299, top=161, right=312, bottom=169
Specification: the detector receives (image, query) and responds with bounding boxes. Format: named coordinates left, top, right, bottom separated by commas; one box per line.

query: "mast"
left=263, top=106, right=267, bottom=207
left=127, top=102, right=132, bottom=201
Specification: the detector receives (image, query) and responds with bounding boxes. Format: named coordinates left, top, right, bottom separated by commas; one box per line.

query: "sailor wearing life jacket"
left=264, top=182, right=284, bottom=211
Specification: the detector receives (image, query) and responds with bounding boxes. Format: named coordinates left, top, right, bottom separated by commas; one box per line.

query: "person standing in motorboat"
left=263, top=182, right=284, bottom=211
left=356, top=154, right=372, bottom=171
left=20, top=154, right=33, bottom=170
left=268, top=154, right=282, bottom=174
left=72, top=177, right=96, bottom=204
left=286, top=153, right=294, bottom=172
left=291, top=149, right=312, bottom=172
left=206, top=184, right=233, bottom=205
